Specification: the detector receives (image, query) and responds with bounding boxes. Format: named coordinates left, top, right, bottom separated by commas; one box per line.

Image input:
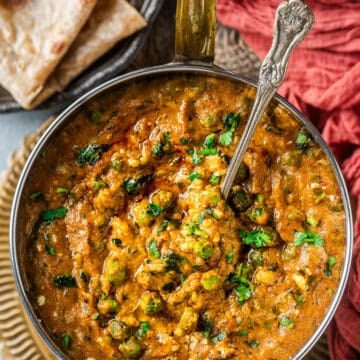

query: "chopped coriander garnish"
left=53, top=275, right=77, bottom=288
left=234, top=282, right=253, bottom=304
left=164, top=253, right=187, bottom=273
left=226, top=252, right=234, bottom=263
left=223, top=112, right=240, bottom=131
left=75, top=144, right=108, bottom=167
left=294, top=293, right=305, bottom=306
left=229, top=264, right=254, bottom=304
left=147, top=239, right=161, bottom=258
left=198, top=208, right=219, bottom=223
left=203, top=134, right=216, bottom=148
left=211, top=331, right=226, bottom=342
left=219, top=112, right=240, bottom=146
left=294, top=231, right=324, bottom=247
left=295, top=129, right=311, bottom=150
left=240, top=229, right=271, bottom=248
left=157, top=219, right=179, bottom=233
left=186, top=223, right=209, bottom=238
left=279, top=316, right=294, bottom=328
left=41, top=207, right=68, bottom=223
left=324, top=256, right=337, bottom=276
left=189, top=172, right=202, bottom=181
left=199, top=134, right=219, bottom=156
left=209, top=174, right=221, bottom=186
left=122, top=174, right=152, bottom=195
left=56, top=187, right=69, bottom=194
left=147, top=203, right=164, bottom=217
left=328, top=256, right=337, bottom=267
left=219, top=131, right=233, bottom=146
left=135, top=321, right=150, bottom=339
left=45, top=244, right=56, bottom=256
left=188, top=148, right=203, bottom=164
left=29, top=191, right=42, bottom=201
left=62, top=333, right=71, bottom=349
left=152, top=131, right=172, bottom=159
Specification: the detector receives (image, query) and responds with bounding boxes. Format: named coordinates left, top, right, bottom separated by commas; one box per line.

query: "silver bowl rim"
left=10, top=63, right=353, bottom=359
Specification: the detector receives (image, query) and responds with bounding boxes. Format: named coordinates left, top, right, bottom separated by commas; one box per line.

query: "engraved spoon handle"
left=221, top=0, right=314, bottom=199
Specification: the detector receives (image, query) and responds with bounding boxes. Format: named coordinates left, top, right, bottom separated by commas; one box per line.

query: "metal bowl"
left=10, top=1, right=353, bottom=359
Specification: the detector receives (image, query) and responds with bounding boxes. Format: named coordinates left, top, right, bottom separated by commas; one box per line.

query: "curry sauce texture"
left=23, top=76, right=345, bottom=359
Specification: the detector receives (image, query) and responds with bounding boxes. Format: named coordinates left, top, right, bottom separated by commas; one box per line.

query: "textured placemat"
left=0, top=118, right=56, bottom=360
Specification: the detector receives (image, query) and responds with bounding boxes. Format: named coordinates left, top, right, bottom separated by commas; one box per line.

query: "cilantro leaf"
left=75, top=144, right=108, bottom=167
left=62, top=333, right=71, bottom=349
left=223, top=112, right=240, bottom=131
left=203, top=134, right=216, bottom=148
left=240, top=229, right=271, bottom=248
left=219, top=131, right=234, bottom=146
left=279, top=316, right=294, bottom=328
left=324, top=256, right=337, bottom=276
left=147, top=203, right=164, bottom=217
left=152, top=132, right=172, bottom=159
left=228, top=264, right=254, bottom=304
left=189, top=172, right=202, bottom=181
left=147, top=239, right=161, bottom=258
left=294, top=231, right=324, bottom=247
left=29, top=191, right=42, bottom=201
left=295, top=129, right=311, bottom=150
left=56, top=187, right=69, bottom=194
left=186, top=223, right=209, bottom=238
left=157, top=219, right=179, bottom=233
left=226, top=252, right=234, bottom=263
left=209, top=174, right=221, bottom=185
left=45, top=244, right=56, bottom=256
left=122, top=174, right=152, bottom=195
left=41, top=207, right=68, bottom=223
left=188, top=148, right=204, bottom=164
left=53, top=275, right=77, bottom=288
left=135, top=321, right=150, bottom=339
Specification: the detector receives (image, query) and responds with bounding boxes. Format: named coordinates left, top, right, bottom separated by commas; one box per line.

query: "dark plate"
left=0, top=0, right=164, bottom=113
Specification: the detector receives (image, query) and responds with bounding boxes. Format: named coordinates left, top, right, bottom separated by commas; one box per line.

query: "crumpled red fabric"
left=217, top=1, right=360, bottom=359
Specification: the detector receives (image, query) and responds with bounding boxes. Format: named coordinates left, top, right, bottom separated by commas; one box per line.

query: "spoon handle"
left=221, top=0, right=314, bottom=199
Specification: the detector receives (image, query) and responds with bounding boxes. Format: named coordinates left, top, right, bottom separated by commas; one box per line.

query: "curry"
left=23, top=75, right=345, bottom=359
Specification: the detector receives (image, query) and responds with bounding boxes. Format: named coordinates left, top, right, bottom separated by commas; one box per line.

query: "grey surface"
left=0, top=111, right=54, bottom=173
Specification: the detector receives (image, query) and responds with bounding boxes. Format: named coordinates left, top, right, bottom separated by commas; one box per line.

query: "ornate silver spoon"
left=221, top=0, right=314, bottom=199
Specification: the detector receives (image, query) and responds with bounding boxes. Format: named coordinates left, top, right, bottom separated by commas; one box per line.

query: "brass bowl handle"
left=175, top=0, right=216, bottom=63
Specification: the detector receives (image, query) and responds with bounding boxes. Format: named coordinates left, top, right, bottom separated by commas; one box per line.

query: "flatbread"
left=0, top=0, right=97, bottom=108
left=29, top=0, right=147, bottom=109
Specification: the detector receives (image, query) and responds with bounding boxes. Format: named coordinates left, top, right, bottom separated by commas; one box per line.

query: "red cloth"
left=217, top=1, right=360, bottom=359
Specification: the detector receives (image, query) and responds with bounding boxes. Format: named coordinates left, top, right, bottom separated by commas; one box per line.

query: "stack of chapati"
left=0, top=0, right=147, bottom=109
